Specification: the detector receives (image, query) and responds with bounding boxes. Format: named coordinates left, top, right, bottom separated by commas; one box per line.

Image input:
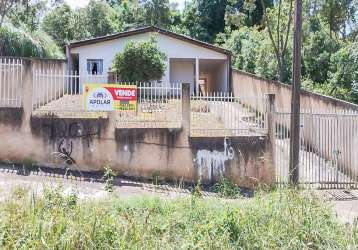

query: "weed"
left=191, top=180, right=202, bottom=198
left=151, top=171, right=161, bottom=186
left=0, top=189, right=356, bottom=249
left=103, top=166, right=117, bottom=192
left=11, top=185, right=28, bottom=199
left=212, top=176, right=240, bottom=199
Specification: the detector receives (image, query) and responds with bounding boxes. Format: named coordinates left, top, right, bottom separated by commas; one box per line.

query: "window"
left=87, top=59, right=103, bottom=74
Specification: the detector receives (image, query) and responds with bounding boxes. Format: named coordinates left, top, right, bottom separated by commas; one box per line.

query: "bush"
left=212, top=176, right=240, bottom=199
left=0, top=22, right=64, bottom=58
left=103, top=166, right=117, bottom=192
left=112, top=38, right=166, bottom=83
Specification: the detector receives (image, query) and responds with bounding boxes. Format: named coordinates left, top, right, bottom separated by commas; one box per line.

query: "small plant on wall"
left=112, top=38, right=166, bottom=83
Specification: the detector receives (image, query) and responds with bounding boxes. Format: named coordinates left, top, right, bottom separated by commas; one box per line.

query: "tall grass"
left=0, top=187, right=356, bottom=249
left=0, top=22, right=64, bottom=59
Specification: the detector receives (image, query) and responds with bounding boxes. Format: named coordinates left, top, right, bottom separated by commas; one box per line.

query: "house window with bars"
left=87, top=59, right=103, bottom=74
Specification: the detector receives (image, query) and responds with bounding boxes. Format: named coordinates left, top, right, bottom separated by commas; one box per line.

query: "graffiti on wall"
left=194, top=138, right=239, bottom=181
left=57, top=138, right=75, bottom=164
left=40, top=120, right=102, bottom=165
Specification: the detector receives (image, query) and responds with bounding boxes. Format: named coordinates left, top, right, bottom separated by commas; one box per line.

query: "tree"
left=302, top=29, right=340, bottom=83
left=42, top=4, right=90, bottom=48
left=0, top=22, right=64, bottom=58
left=112, top=39, right=166, bottom=82
left=0, top=0, right=18, bottom=28
left=225, top=0, right=273, bottom=28
left=261, top=0, right=294, bottom=82
left=85, top=0, right=120, bottom=37
left=8, top=0, right=46, bottom=31
left=327, top=42, right=358, bottom=102
left=113, top=0, right=144, bottom=30
left=141, top=0, right=171, bottom=28
left=182, top=0, right=228, bottom=43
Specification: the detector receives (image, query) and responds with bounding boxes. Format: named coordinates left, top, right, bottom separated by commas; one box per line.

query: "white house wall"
left=71, top=32, right=228, bottom=87
left=215, top=61, right=228, bottom=92
left=170, top=60, right=195, bottom=93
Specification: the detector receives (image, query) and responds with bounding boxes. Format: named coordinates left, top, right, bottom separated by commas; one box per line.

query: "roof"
left=68, top=26, right=231, bottom=56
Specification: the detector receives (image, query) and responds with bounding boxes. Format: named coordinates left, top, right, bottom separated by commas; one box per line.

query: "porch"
left=169, top=58, right=229, bottom=95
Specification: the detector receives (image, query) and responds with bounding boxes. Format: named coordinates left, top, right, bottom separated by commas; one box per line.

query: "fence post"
left=266, top=94, right=276, bottom=183
left=181, top=83, right=191, bottom=135
left=20, top=59, right=33, bottom=133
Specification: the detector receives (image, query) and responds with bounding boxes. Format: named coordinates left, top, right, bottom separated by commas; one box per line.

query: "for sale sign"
left=84, top=84, right=137, bottom=111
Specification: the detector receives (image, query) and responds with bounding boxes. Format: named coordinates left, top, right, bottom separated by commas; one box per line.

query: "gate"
left=275, top=111, right=358, bottom=189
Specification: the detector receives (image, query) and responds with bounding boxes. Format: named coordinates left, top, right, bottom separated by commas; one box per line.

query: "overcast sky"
left=64, top=0, right=187, bottom=10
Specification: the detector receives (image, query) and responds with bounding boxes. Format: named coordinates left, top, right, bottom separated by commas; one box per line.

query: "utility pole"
left=289, top=0, right=302, bottom=185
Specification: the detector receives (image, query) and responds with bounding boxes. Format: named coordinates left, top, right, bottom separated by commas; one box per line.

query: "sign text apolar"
left=84, top=84, right=137, bottom=111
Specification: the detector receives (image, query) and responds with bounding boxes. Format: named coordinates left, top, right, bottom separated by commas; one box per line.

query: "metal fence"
left=32, top=70, right=182, bottom=125
left=190, top=93, right=268, bottom=136
left=275, top=110, right=358, bottom=189
left=0, top=58, right=23, bottom=107
left=32, top=70, right=110, bottom=117
left=115, top=82, right=182, bottom=128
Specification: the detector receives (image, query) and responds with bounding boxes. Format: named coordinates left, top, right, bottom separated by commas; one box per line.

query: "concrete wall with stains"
left=232, top=69, right=358, bottom=112
left=0, top=59, right=275, bottom=188
left=232, top=69, right=358, bottom=177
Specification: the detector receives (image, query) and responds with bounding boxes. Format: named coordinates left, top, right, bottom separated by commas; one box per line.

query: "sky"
left=64, top=0, right=186, bottom=10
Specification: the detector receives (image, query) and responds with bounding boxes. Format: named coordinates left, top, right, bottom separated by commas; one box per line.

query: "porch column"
left=66, top=45, right=72, bottom=74
left=195, top=57, right=199, bottom=94
left=164, top=57, right=170, bottom=85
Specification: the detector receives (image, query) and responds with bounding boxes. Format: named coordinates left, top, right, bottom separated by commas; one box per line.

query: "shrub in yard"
left=112, top=38, right=166, bottom=83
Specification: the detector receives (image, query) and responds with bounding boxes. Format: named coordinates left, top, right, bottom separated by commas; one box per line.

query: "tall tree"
left=260, top=0, right=293, bottom=82
left=9, top=0, right=47, bottom=31
left=141, top=0, right=171, bottom=28
left=86, top=0, right=119, bottom=37
left=0, top=0, right=27, bottom=28
left=182, top=0, right=228, bottom=42
left=225, top=0, right=273, bottom=28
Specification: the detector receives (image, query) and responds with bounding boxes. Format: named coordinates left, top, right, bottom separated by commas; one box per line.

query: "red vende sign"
left=105, top=87, right=137, bottom=101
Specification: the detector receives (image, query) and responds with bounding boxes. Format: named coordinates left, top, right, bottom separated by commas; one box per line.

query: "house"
left=66, top=26, right=232, bottom=94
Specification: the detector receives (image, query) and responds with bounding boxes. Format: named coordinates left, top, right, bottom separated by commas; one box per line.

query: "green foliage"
left=85, top=0, right=119, bottom=37
left=103, top=166, right=117, bottom=192
left=303, top=42, right=358, bottom=103
left=151, top=170, right=161, bottom=186
left=212, top=176, right=240, bottom=199
left=225, top=0, right=273, bottom=28
left=42, top=1, right=120, bottom=48
left=191, top=180, right=203, bottom=198
left=328, top=43, right=358, bottom=88
left=42, top=4, right=90, bottom=48
left=43, top=185, right=78, bottom=210
left=141, top=0, right=171, bottom=28
left=181, top=0, right=228, bottom=43
left=112, top=39, right=166, bottom=82
left=7, top=0, right=47, bottom=31
left=0, top=189, right=357, bottom=248
left=0, top=22, right=64, bottom=58
left=303, top=29, right=341, bottom=83
left=216, top=26, right=278, bottom=79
